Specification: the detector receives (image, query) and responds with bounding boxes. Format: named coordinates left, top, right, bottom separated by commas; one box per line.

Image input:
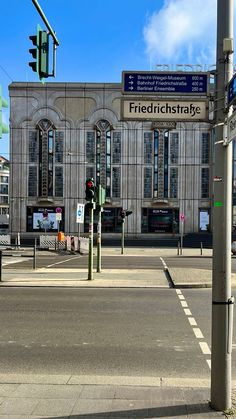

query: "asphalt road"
left=0, top=287, right=235, bottom=381
left=3, top=251, right=236, bottom=273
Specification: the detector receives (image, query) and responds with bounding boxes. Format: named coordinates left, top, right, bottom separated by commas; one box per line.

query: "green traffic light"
left=29, top=24, right=49, bottom=80
left=0, top=85, right=9, bottom=139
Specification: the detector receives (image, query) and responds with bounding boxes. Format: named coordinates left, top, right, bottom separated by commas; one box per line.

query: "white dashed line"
left=193, top=328, right=204, bottom=339
left=188, top=317, right=197, bottom=326
left=206, top=359, right=211, bottom=369
left=184, top=308, right=192, bottom=316
left=175, top=289, right=211, bottom=371
left=199, top=341, right=211, bottom=355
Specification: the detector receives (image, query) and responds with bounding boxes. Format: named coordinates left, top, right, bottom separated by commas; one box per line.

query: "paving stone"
left=32, top=398, right=76, bottom=416
left=80, top=384, right=116, bottom=399
left=12, top=383, right=83, bottom=399
left=0, top=398, right=38, bottom=415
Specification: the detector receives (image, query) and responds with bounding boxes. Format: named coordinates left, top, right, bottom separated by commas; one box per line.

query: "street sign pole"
left=121, top=219, right=125, bottom=255
left=97, top=208, right=102, bottom=273
left=211, top=0, right=234, bottom=411
left=88, top=203, right=94, bottom=281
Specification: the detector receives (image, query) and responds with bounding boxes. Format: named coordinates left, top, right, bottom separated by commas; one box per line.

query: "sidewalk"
left=0, top=373, right=228, bottom=418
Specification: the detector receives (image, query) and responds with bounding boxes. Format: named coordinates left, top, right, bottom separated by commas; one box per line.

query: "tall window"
left=143, top=130, right=171, bottom=199
left=28, top=119, right=64, bottom=198
left=201, top=168, right=209, bottom=198
left=170, top=132, right=179, bottom=164
left=86, top=120, right=121, bottom=198
left=201, top=132, right=210, bottom=164
left=170, top=168, right=178, bottom=198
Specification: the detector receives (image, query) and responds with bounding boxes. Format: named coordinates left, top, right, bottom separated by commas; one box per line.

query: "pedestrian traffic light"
left=0, top=85, right=9, bottom=139
left=85, top=178, right=95, bottom=201
left=125, top=210, right=133, bottom=217
left=29, top=24, right=49, bottom=80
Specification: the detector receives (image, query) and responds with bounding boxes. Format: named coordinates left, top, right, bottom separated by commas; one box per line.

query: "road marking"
left=46, top=256, right=81, bottom=268
left=188, top=317, right=197, bottom=326
left=199, top=341, right=211, bottom=355
left=184, top=308, right=192, bottom=316
left=193, top=328, right=204, bottom=339
left=175, top=289, right=211, bottom=370
left=206, top=359, right=211, bottom=369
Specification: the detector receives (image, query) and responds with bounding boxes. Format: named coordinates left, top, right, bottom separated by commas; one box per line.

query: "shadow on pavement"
left=46, top=402, right=219, bottom=418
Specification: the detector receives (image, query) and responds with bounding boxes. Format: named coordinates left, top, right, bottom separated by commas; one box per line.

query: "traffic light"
left=121, top=209, right=126, bottom=219
left=96, top=184, right=106, bottom=206
left=125, top=210, right=133, bottom=217
left=0, top=85, right=9, bottom=139
left=29, top=24, right=49, bottom=80
left=85, top=178, right=95, bottom=201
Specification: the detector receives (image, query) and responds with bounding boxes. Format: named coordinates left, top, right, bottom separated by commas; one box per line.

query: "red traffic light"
left=85, top=178, right=95, bottom=201
left=86, top=180, right=94, bottom=188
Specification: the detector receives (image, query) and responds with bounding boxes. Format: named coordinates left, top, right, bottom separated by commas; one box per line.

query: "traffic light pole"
left=97, top=207, right=102, bottom=273
left=211, top=0, right=234, bottom=411
left=121, top=219, right=125, bottom=254
left=88, top=203, right=94, bottom=280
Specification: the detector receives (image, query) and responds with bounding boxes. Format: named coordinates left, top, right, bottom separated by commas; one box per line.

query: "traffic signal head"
left=125, top=210, right=133, bottom=217
left=0, top=85, right=9, bottom=139
left=121, top=209, right=126, bottom=219
left=29, top=24, right=49, bottom=80
left=85, top=178, right=95, bottom=201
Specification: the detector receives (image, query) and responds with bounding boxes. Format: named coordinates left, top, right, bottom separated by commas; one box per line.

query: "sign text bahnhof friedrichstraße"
left=122, top=99, right=207, bottom=121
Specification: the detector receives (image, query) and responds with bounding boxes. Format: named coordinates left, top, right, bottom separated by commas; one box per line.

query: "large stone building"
left=9, top=81, right=212, bottom=237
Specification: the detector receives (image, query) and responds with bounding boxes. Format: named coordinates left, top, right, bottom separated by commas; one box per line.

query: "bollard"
left=0, top=250, right=2, bottom=281
left=33, top=239, right=36, bottom=270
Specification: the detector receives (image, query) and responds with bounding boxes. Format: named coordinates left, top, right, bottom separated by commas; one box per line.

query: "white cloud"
left=143, top=0, right=217, bottom=65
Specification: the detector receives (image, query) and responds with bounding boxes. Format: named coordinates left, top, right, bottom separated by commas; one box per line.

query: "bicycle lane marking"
left=175, top=288, right=211, bottom=369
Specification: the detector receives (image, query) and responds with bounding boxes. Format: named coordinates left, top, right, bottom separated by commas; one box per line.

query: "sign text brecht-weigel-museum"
left=122, top=99, right=207, bottom=121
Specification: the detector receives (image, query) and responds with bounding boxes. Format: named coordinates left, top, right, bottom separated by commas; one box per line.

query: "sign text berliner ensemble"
left=122, top=99, right=207, bottom=121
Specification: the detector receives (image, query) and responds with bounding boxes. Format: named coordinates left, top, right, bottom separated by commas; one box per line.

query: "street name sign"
left=122, top=71, right=208, bottom=95
left=122, top=99, right=208, bottom=121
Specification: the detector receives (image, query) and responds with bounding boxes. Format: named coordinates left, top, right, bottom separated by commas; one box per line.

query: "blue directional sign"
left=228, top=74, right=236, bottom=106
left=122, top=71, right=208, bottom=95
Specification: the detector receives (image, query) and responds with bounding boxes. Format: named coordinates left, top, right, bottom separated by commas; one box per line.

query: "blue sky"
left=0, top=0, right=221, bottom=158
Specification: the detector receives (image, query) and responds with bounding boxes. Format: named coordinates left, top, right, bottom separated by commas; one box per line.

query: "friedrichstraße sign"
left=122, top=99, right=208, bottom=121
left=122, top=71, right=208, bottom=95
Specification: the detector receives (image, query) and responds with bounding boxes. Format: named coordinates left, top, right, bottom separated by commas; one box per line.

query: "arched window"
left=28, top=119, right=64, bottom=198
left=86, top=120, right=121, bottom=199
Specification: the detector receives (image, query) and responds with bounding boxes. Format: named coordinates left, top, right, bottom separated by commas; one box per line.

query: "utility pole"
left=211, top=0, right=234, bottom=411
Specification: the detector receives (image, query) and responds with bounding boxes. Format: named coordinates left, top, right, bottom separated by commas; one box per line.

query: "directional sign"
left=227, top=112, right=236, bottom=142
left=228, top=74, right=236, bottom=106
left=76, top=203, right=85, bottom=224
left=122, top=71, right=208, bottom=95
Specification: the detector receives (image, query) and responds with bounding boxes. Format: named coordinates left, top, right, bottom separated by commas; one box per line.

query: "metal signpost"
left=122, top=71, right=208, bottom=95
left=211, top=0, right=234, bottom=411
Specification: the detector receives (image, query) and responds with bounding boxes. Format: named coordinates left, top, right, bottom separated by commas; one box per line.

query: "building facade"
left=0, top=156, right=9, bottom=233
left=9, top=82, right=212, bottom=237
